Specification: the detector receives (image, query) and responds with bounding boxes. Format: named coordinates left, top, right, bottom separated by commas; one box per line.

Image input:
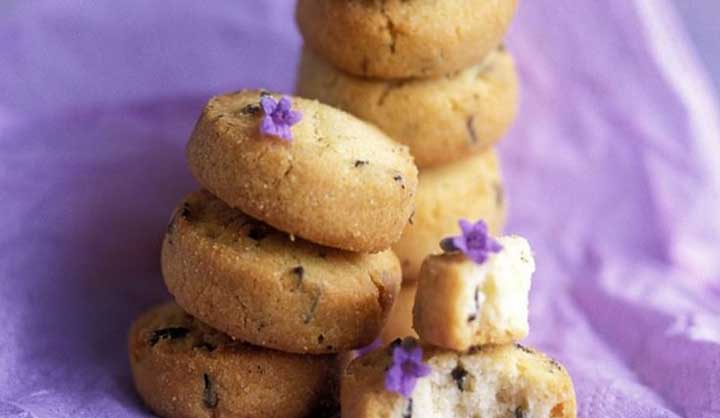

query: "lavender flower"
left=385, top=340, right=431, bottom=398
left=441, top=219, right=502, bottom=264
left=259, top=95, right=302, bottom=141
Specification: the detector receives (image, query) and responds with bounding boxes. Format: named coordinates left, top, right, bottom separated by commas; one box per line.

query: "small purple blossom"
left=259, top=95, right=302, bottom=141
left=441, top=219, right=502, bottom=265
left=385, top=340, right=431, bottom=398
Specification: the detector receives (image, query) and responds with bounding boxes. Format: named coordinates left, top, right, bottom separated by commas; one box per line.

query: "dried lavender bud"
left=402, top=399, right=413, bottom=418
left=354, top=160, right=369, bottom=167
left=248, top=224, right=269, bottom=241
left=408, top=211, right=415, bottom=225
left=317, top=334, right=325, bottom=344
left=303, top=293, right=320, bottom=324
left=240, top=103, right=261, bottom=115
left=149, top=327, right=189, bottom=346
left=515, top=406, right=527, bottom=418
left=203, top=373, right=218, bottom=408
left=393, top=175, right=406, bottom=189
left=515, top=344, right=533, bottom=354
left=468, top=286, right=481, bottom=322
left=439, top=237, right=459, bottom=252
left=291, top=266, right=305, bottom=279
left=451, top=365, right=469, bottom=391
left=466, top=116, right=478, bottom=143
left=467, top=345, right=484, bottom=354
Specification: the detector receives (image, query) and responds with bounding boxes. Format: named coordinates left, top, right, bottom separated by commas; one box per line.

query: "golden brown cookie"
left=392, top=151, right=506, bottom=281
left=129, top=303, right=338, bottom=418
left=380, top=283, right=417, bottom=344
left=296, top=0, right=518, bottom=79
left=342, top=341, right=576, bottom=418
left=186, top=90, right=418, bottom=253
left=414, top=236, right=535, bottom=351
left=162, top=191, right=402, bottom=354
left=296, top=47, right=518, bottom=168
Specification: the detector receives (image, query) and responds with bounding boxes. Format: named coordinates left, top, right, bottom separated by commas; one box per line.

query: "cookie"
left=129, top=302, right=338, bottom=418
left=296, top=0, right=518, bottom=79
left=380, top=283, right=417, bottom=344
left=414, top=236, right=535, bottom=351
left=162, top=190, right=402, bottom=354
left=186, top=90, right=418, bottom=253
left=342, top=340, right=576, bottom=418
left=296, top=47, right=518, bottom=168
left=392, top=151, right=505, bottom=281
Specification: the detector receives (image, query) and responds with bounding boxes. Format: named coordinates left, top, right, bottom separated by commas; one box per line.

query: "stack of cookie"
left=295, top=0, right=520, bottom=340
left=341, top=221, right=577, bottom=418
left=129, top=90, right=420, bottom=418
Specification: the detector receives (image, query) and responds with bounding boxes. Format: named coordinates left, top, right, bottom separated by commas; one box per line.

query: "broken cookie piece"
left=342, top=341, right=575, bottom=418
left=413, top=235, right=535, bottom=350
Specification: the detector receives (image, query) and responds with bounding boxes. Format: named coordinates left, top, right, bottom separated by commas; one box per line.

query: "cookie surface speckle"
left=186, top=90, right=418, bottom=252
left=129, top=303, right=338, bottom=418
left=162, top=191, right=402, bottom=353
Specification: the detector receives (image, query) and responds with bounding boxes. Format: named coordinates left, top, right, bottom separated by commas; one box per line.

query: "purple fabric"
left=1, top=1, right=718, bottom=417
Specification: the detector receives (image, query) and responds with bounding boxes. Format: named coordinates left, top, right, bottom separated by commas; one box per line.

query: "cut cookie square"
left=413, top=236, right=535, bottom=350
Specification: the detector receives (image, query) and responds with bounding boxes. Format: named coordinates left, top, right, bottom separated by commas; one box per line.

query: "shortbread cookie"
left=296, top=0, right=518, bottom=79
left=162, top=191, right=402, bottom=354
left=186, top=90, right=418, bottom=253
left=414, top=236, right=535, bottom=351
left=296, top=47, right=518, bottom=168
left=129, top=303, right=338, bottom=418
left=342, top=340, right=576, bottom=418
left=392, top=151, right=505, bottom=281
left=380, top=284, right=418, bottom=344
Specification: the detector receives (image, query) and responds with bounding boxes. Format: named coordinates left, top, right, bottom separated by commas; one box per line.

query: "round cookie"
left=129, top=302, right=338, bottom=418
left=296, top=0, right=518, bottom=79
left=162, top=190, right=402, bottom=354
left=342, top=341, right=576, bottom=418
left=392, top=151, right=506, bottom=281
left=186, top=90, right=418, bottom=253
left=296, top=47, right=518, bottom=168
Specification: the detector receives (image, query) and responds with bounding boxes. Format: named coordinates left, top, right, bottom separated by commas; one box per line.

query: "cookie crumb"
left=354, top=160, right=369, bottom=167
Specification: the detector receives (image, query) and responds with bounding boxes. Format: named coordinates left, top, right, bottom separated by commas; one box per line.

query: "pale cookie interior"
left=460, top=236, right=535, bottom=345
left=404, top=351, right=566, bottom=418
left=414, top=235, right=535, bottom=350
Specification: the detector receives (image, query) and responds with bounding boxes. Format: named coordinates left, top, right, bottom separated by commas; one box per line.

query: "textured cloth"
left=1, top=1, right=719, bottom=417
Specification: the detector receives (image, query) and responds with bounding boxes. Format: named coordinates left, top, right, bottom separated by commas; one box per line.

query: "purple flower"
left=441, top=219, right=502, bottom=264
left=385, top=340, right=431, bottom=398
left=259, top=95, right=302, bottom=141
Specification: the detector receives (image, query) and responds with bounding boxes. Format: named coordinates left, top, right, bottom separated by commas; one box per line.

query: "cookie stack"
left=295, top=0, right=518, bottom=285
left=129, top=90, right=420, bottom=418
left=341, top=223, right=577, bottom=418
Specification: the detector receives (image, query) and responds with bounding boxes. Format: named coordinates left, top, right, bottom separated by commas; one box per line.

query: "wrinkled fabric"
left=1, top=1, right=718, bottom=417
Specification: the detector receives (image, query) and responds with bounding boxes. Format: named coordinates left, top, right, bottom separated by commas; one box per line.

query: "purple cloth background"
left=1, top=1, right=719, bottom=417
